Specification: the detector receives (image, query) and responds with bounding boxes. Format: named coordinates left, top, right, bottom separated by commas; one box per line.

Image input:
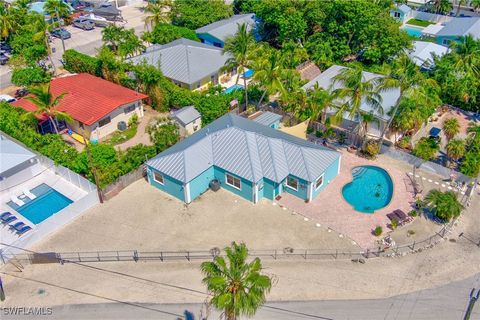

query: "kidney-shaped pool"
left=342, top=166, right=394, bottom=214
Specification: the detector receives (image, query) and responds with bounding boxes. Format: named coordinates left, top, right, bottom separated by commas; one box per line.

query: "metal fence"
left=0, top=222, right=456, bottom=266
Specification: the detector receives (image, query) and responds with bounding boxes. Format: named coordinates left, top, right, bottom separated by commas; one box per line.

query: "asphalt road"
left=3, top=273, right=478, bottom=320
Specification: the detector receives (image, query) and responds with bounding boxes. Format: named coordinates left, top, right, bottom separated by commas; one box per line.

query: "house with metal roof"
left=196, top=14, right=256, bottom=48
left=171, top=106, right=202, bottom=136
left=128, top=38, right=235, bottom=91
left=406, top=41, right=449, bottom=70
left=435, top=17, right=480, bottom=46
left=390, top=4, right=413, bottom=23
left=146, top=113, right=341, bottom=204
left=303, top=65, right=400, bottom=138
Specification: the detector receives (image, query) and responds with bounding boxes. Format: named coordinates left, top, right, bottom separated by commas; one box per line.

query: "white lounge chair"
left=10, top=195, right=24, bottom=206
left=23, top=189, right=36, bottom=200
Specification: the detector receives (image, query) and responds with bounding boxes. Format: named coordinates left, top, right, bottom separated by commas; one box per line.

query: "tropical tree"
left=376, top=53, right=440, bottom=146
left=427, top=0, right=453, bottom=14
left=359, top=112, right=379, bottom=140
left=443, top=117, right=460, bottom=141
left=446, top=138, right=465, bottom=163
left=223, top=23, right=254, bottom=112
left=252, top=48, right=286, bottom=108
left=43, top=0, right=70, bottom=20
left=424, top=189, right=464, bottom=222
left=102, top=25, right=123, bottom=52
left=102, top=25, right=145, bottom=59
left=450, top=35, right=480, bottom=76
left=305, top=83, right=335, bottom=126
left=0, top=3, right=17, bottom=41
left=143, top=0, right=171, bottom=30
left=201, top=242, right=272, bottom=320
left=331, top=66, right=383, bottom=129
left=412, top=137, right=439, bottom=160
left=472, top=0, right=480, bottom=12
left=23, top=83, right=72, bottom=134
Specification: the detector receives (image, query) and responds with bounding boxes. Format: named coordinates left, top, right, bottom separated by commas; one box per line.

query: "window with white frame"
left=394, top=12, right=401, bottom=18
left=98, top=116, right=111, bottom=127
left=286, top=176, right=298, bottom=191
left=225, top=173, right=241, bottom=190
left=153, top=171, right=164, bottom=185
left=124, top=104, right=136, bottom=114
left=315, top=175, right=324, bottom=189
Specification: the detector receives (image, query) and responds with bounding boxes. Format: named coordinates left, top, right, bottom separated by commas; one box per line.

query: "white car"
left=0, top=94, right=16, bottom=103
left=81, top=13, right=110, bottom=27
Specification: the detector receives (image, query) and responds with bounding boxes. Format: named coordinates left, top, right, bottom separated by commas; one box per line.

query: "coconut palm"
left=0, top=4, right=17, bottom=41
left=43, top=0, right=70, bottom=20
left=451, top=35, right=480, bottom=76
left=102, top=25, right=123, bottom=52
left=472, top=0, right=480, bottom=12
left=376, top=53, right=439, bottom=146
left=455, top=0, right=466, bottom=16
left=331, top=66, right=383, bottom=128
left=424, top=189, right=464, bottom=222
left=252, top=48, right=287, bottom=108
left=24, top=83, right=72, bottom=134
left=223, top=23, right=254, bottom=112
left=359, top=111, right=379, bottom=140
left=305, top=83, right=335, bottom=126
left=467, top=122, right=480, bottom=136
left=443, top=117, right=460, bottom=141
left=446, top=138, right=465, bottom=163
left=143, top=0, right=171, bottom=30
left=201, top=242, right=272, bottom=320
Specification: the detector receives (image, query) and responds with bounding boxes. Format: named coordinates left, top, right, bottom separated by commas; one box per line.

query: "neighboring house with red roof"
left=12, top=73, right=148, bottom=141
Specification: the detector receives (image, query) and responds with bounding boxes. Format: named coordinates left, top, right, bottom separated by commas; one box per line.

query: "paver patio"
left=277, top=149, right=418, bottom=249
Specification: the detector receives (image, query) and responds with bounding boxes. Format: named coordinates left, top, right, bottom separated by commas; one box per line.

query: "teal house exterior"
left=196, top=14, right=256, bottom=48
left=146, top=114, right=341, bottom=204
left=390, top=4, right=412, bottom=24
left=434, top=17, right=480, bottom=46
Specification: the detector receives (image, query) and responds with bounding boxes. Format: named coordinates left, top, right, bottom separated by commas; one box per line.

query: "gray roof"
left=127, top=38, right=230, bottom=85
left=302, top=65, right=400, bottom=121
left=407, top=41, right=449, bottom=68
left=147, top=114, right=340, bottom=184
left=196, top=14, right=256, bottom=43
left=171, top=106, right=201, bottom=126
left=396, top=4, right=412, bottom=14
left=0, top=135, right=36, bottom=176
left=252, top=112, right=282, bottom=127
left=436, top=17, right=480, bottom=38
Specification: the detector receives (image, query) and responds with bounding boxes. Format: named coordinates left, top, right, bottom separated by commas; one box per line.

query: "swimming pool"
left=8, top=184, right=73, bottom=224
left=342, top=166, right=393, bottom=214
left=223, top=84, right=244, bottom=94
left=401, top=25, right=424, bottom=38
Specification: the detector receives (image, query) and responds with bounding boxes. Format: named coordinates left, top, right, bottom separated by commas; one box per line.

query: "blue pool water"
left=342, top=166, right=393, bottom=214
left=8, top=184, right=73, bottom=224
left=401, top=25, right=424, bottom=38
left=223, top=84, right=244, bottom=94
left=243, top=69, right=254, bottom=78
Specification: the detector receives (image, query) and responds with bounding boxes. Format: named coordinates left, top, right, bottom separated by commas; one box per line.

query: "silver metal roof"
left=252, top=112, right=282, bottom=127
left=303, top=65, right=400, bottom=121
left=171, top=106, right=201, bottom=126
left=407, top=41, right=449, bottom=68
left=127, top=38, right=230, bottom=85
left=436, top=17, right=480, bottom=39
left=147, top=114, right=340, bottom=184
left=397, top=4, right=412, bottom=14
left=0, top=135, right=36, bottom=176
left=196, top=14, right=256, bottom=43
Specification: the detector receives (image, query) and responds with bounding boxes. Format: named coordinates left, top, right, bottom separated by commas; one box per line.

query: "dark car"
left=0, top=53, right=9, bottom=65
left=73, top=17, right=95, bottom=30
left=50, top=28, right=71, bottom=40
left=0, top=42, right=12, bottom=53
left=15, top=88, right=29, bottom=98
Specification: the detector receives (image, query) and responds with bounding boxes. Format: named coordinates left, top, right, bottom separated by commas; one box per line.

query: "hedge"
left=63, top=49, right=102, bottom=77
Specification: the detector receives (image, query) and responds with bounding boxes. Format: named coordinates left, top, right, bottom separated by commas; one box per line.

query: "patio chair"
left=9, top=221, right=25, bottom=232
left=1, top=215, right=17, bottom=225
left=0, top=212, right=12, bottom=220
left=23, top=189, right=37, bottom=200
left=16, top=225, right=32, bottom=235
left=394, top=209, right=413, bottom=224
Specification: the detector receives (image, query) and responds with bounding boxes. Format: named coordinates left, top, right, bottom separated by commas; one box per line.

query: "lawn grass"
left=406, top=19, right=434, bottom=27
left=106, top=125, right=138, bottom=145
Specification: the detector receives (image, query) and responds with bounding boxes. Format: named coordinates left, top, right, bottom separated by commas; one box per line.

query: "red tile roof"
left=12, top=73, right=148, bottom=125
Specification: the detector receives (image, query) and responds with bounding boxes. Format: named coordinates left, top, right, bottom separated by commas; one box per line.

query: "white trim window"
left=225, top=173, right=241, bottom=190
left=153, top=171, right=164, bottom=185
left=394, top=11, right=401, bottom=18
left=286, top=176, right=299, bottom=191
left=315, top=174, right=324, bottom=190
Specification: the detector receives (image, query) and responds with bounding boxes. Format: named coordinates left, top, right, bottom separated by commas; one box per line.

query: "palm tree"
left=43, top=0, right=70, bottom=21
left=143, top=0, right=171, bottom=30
left=424, top=189, right=464, bottom=222
left=472, top=0, right=480, bottom=12
left=252, top=48, right=286, bottom=109
left=24, top=83, right=72, bottom=134
left=446, top=138, right=465, bottom=164
left=223, top=23, right=254, bottom=112
left=376, top=53, right=439, bottom=146
left=467, top=122, right=480, bottom=136
left=331, top=66, right=383, bottom=130
left=443, top=117, right=460, bottom=141
left=102, top=25, right=123, bottom=53
left=201, top=242, right=272, bottom=320
left=359, top=111, right=379, bottom=140
left=0, top=4, right=17, bottom=42
left=451, top=35, right=480, bottom=76
left=305, top=83, right=335, bottom=126
left=455, top=0, right=466, bottom=16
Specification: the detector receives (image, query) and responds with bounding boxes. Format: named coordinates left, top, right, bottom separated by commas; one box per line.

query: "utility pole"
left=81, top=133, right=104, bottom=204
left=55, top=8, right=66, bottom=54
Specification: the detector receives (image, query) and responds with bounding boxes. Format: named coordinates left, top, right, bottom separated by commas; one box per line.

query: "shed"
left=251, top=112, right=282, bottom=129
left=171, top=106, right=202, bottom=136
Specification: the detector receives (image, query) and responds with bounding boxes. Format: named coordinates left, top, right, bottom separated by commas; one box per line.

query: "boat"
left=80, top=13, right=110, bottom=26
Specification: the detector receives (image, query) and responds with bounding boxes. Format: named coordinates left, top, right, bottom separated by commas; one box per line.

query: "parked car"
left=0, top=94, right=16, bottom=103
left=72, top=17, right=95, bottom=30
left=50, top=28, right=71, bottom=40
left=81, top=13, right=110, bottom=27
left=0, top=53, right=9, bottom=65
left=0, top=42, right=12, bottom=53
left=15, top=88, right=28, bottom=98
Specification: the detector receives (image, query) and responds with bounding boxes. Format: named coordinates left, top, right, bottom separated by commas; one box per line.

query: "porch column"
left=184, top=182, right=191, bottom=203
left=307, top=182, right=314, bottom=202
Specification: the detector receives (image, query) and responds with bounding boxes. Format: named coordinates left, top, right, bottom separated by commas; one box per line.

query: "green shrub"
left=397, top=136, right=411, bottom=150
left=373, top=226, right=383, bottom=237
left=128, top=113, right=139, bottom=127
left=142, top=23, right=199, bottom=44
left=11, top=66, right=51, bottom=87
left=315, top=130, right=322, bottom=138
left=408, top=210, right=418, bottom=217
left=63, top=49, right=102, bottom=76
left=362, top=140, right=380, bottom=158
left=412, top=137, right=439, bottom=161
left=390, top=218, right=398, bottom=230
left=338, top=132, right=347, bottom=145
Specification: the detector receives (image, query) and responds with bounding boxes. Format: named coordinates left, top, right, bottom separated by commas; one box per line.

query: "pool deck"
left=277, top=149, right=417, bottom=249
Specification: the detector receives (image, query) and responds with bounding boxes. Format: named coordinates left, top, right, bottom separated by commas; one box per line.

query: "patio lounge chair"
left=9, top=221, right=25, bottom=232
left=23, top=189, right=36, bottom=200
left=16, top=225, right=32, bottom=235
left=1, top=215, right=17, bottom=225
left=0, top=212, right=12, bottom=220
left=10, top=195, right=24, bottom=206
